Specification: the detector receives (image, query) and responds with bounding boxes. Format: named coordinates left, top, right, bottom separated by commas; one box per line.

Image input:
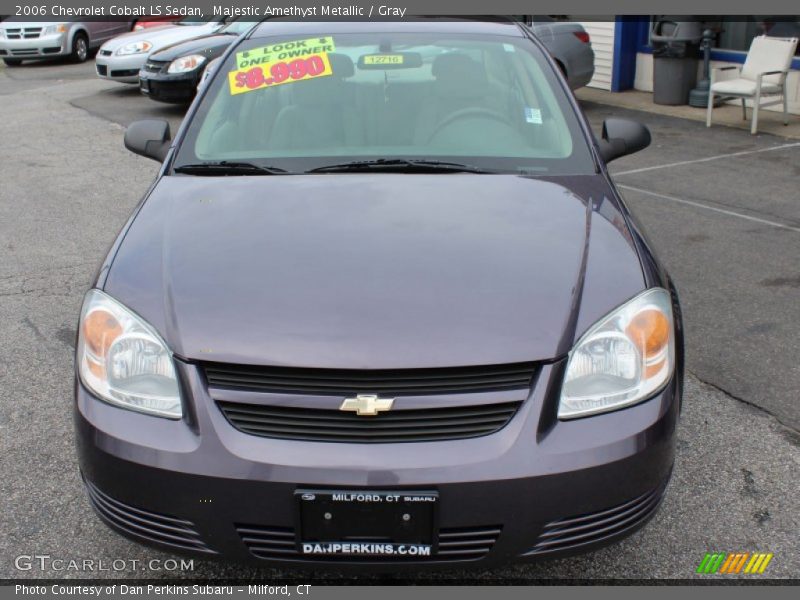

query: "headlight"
left=168, top=54, right=206, bottom=74
left=43, top=24, right=67, bottom=35
left=116, top=41, right=153, bottom=56
left=558, top=288, right=675, bottom=419
left=77, top=289, right=182, bottom=418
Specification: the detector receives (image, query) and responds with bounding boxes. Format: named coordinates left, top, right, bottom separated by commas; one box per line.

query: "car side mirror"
left=597, top=118, right=651, bottom=163
left=124, top=119, right=171, bottom=162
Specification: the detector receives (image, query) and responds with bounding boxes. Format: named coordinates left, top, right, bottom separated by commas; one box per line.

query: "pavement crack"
left=1, top=260, right=97, bottom=280
left=22, top=317, right=47, bottom=342
left=689, top=369, right=798, bottom=434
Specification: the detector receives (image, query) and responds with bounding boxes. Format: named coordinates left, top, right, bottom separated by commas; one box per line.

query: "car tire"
left=3, top=58, right=22, bottom=66
left=70, top=33, right=89, bottom=63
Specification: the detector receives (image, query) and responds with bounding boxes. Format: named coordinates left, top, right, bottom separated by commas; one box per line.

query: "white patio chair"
left=706, top=35, right=798, bottom=135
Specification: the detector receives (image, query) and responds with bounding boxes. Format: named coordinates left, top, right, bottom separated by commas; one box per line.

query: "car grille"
left=437, top=525, right=503, bottom=560
left=96, top=64, right=108, bottom=76
left=237, top=524, right=501, bottom=562
left=218, top=400, right=521, bottom=443
left=203, top=361, right=538, bottom=396
left=237, top=524, right=297, bottom=560
left=5, top=27, right=41, bottom=39
left=110, top=69, right=139, bottom=78
left=524, top=485, right=666, bottom=556
left=83, top=478, right=215, bottom=554
left=143, top=59, right=169, bottom=73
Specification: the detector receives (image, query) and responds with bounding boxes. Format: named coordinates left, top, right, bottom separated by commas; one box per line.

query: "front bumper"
left=95, top=52, right=146, bottom=83
left=0, top=34, right=67, bottom=59
left=75, top=360, right=679, bottom=570
left=139, top=69, right=199, bottom=103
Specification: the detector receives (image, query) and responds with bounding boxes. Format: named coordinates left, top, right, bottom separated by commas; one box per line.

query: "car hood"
left=104, top=174, right=645, bottom=369
left=148, top=33, right=236, bottom=62
left=100, top=24, right=219, bottom=51
left=0, top=20, right=65, bottom=27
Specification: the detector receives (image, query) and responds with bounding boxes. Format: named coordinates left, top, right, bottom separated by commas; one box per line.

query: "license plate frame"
left=295, top=489, right=438, bottom=557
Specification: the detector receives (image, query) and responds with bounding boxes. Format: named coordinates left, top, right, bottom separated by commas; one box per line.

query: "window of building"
left=714, top=17, right=799, bottom=56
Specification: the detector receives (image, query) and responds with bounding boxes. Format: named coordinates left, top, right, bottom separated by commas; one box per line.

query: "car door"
left=80, top=22, right=103, bottom=47
left=88, top=20, right=130, bottom=45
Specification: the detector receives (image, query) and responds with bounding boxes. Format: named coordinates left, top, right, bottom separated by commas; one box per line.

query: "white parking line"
left=618, top=184, right=800, bottom=233
left=614, top=142, right=800, bottom=176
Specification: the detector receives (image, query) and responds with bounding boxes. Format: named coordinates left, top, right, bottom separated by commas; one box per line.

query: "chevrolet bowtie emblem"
left=340, top=394, right=395, bottom=416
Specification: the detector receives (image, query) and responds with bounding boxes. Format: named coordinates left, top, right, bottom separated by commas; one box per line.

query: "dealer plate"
left=296, top=490, right=438, bottom=557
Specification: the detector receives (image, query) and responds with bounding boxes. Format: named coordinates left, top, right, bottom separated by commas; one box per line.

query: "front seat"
left=413, top=52, right=500, bottom=144
left=269, top=53, right=364, bottom=151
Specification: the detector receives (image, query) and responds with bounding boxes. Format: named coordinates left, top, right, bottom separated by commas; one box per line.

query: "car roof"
left=250, top=18, right=525, bottom=39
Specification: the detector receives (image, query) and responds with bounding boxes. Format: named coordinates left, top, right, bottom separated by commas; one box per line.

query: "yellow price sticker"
left=228, top=53, right=333, bottom=96
left=235, top=36, right=336, bottom=69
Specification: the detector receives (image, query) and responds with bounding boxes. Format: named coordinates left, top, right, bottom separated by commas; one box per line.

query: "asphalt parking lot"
left=0, top=59, right=798, bottom=581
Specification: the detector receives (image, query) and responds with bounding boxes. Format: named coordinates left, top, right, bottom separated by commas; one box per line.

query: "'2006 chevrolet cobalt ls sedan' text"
left=75, top=19, right=683, bottom=570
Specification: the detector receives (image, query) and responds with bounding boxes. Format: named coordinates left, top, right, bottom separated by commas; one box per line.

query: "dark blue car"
left=138, top=18, right=254, bottom=104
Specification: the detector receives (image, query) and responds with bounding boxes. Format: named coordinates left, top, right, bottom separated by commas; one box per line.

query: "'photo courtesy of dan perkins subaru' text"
left=0, top=0, right=798, bottom=594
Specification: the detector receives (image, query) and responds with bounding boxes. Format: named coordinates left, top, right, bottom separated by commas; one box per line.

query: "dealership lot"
left=0, top=60, right=798, bottom=579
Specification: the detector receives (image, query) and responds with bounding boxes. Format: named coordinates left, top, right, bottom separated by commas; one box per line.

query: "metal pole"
left=689, top=29, right=714, bottom=107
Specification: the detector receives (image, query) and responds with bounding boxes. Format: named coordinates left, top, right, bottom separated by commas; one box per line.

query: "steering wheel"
left=426, top=107, right=516, bottom=143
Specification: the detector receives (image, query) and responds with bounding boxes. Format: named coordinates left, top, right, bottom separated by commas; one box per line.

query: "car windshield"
left=219, top=20, right=254, bottom=36
left=174, top=30, right=595, bottom=175
left=176, top=16, right=214, bottom=26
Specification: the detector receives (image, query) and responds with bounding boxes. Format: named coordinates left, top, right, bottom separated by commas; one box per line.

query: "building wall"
left=634, top=52, right=800, bottom=115
left=581, top=21, right=616, bottom=90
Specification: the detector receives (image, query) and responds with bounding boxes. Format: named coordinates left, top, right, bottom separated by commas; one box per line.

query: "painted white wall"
left=580, top=22, right=615, bottom=90
left=634, top=52, right=800, bottom=115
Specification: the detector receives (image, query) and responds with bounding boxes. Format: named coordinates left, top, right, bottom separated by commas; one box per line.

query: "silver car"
left=95, top=16, right=227, bottom=84
left=528, top=18, right=595, bottom=90
left=0, top=18, right=131, bottom=66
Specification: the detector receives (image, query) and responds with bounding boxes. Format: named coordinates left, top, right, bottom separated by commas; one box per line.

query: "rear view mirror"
left=597, top=118, right=651, bottom=163
left=124, top=120, right=171, bottom=162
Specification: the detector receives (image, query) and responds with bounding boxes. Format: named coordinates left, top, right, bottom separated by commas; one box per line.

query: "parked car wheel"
left=3, top=58, right=22, bottom=66
left=71, top=33, right=89, bottom=63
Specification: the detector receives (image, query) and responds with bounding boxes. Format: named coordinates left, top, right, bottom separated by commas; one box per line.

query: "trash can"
left=651, top=19, right=702, bottom=105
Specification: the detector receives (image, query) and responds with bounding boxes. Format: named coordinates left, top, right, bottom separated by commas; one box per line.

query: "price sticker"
left=228, top=53, right=333, bottom=96
left=235, top=37, right=336, bottom=69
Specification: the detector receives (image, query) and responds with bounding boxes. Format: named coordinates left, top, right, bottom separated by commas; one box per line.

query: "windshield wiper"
left=173, top=161, right=289, bottom=176
left=306, top=159, right=495, bottom=174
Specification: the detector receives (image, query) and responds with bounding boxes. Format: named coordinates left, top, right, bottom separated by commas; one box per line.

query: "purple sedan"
left=75, top=18, right=683, bottom=570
